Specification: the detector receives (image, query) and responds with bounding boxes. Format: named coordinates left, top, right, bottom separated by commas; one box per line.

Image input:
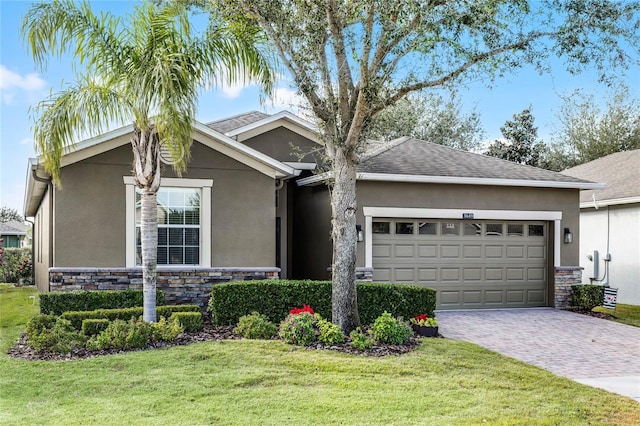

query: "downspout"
left=31, top=167, right=54, bottom=290
left=24, top=217, right=34, bottom=285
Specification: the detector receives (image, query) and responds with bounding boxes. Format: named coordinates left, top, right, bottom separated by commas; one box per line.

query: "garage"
left=370, top=218, right=548, bottom=309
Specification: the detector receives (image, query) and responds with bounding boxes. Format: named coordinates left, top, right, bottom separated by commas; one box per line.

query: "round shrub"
left=317, top=317, right=344, bottom=345
left=87, top=318, right=153, bottom=350
left=371, top=311, right=412, bottom=345
left=26, top=315, right=86, bottom=353
left=152, top=316, right=184, bottom=342
left=234, top=312, right=278, bottom=339
left=278, top=312, right=317, bottom=346
left=349, top=327, right=374, bottom=351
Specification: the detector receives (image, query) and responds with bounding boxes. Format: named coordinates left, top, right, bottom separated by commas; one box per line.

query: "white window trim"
left=124, top=176, right=213, bottom=268
left=362, top=207, right=563, bottom=268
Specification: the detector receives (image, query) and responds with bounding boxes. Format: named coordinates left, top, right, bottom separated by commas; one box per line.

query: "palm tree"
left=22, top=0, right=274, bottom=321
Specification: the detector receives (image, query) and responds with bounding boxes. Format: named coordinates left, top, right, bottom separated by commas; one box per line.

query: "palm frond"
left=30, top=78, right=129, bottom=185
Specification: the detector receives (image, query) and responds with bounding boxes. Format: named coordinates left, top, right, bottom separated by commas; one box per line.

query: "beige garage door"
left=372, top=219, right=548, bottom=309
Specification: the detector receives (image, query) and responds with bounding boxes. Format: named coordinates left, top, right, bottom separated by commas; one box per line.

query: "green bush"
left=317, top=317, right=345, bottom=345
left=0, top=247, right=32, bottom=283
left=234, top=312, right=278, bottom=339
left=40, top=289, right=165, bottom=316
left=349, top=327, right=374, bottom=351
left=86, top=318, right=153, bottom=350
left=370, top=311, right=412, bottom=345
left=208, top=280, right=436, bottom=325
left=61, top=305, right=200, bottom=330
left=571, top=284, right=605, bottom=311
left=279, top=312, right=317, bottom=346
left=170, top=312, right=203, bottom=332
left=81, top=318, right=110, bottom=336
left=26, top=314, right=86, bottom=353
left=151, top=316, right=184, bottom=341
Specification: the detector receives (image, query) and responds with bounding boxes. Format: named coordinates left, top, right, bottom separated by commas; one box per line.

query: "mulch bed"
left=7, top=321, right=425, bottom=361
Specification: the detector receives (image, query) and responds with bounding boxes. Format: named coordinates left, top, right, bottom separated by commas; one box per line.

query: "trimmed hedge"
left=81, top=319, right=110, bottom=336
left=571, top=284, right=605, bottom=311
left=208, top=280, right=436, bottom=325
left=40, top=290, right=165, bottom=316
left=61, top=305, right=201, bottom=330
left=170, top=312, right=203, bottom=332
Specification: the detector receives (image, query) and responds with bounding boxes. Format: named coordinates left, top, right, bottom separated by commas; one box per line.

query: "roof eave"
left=580, top=195, right=640, bottom=209
left=296, top=172, right=605, bottom=189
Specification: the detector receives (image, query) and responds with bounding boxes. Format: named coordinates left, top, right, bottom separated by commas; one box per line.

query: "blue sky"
left=1, top=1, right=638, bottom=217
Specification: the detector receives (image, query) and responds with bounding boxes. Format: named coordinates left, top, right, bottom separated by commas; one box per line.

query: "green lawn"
left=593, top=304, right=640, bottom=328
left=1, top=285, right=639, bottom=425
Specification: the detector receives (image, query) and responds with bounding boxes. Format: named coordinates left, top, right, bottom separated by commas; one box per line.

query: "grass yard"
left=1, top=285, right=639, bottom=425
left=593, top=304, right=640, bottom=328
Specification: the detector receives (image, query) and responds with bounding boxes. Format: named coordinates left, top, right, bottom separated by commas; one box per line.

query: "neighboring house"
left=562, top=150, right=640, bottom=305
left=24, top=111, right=602, bottom=310
left=0, top=220, right=28, bottom=248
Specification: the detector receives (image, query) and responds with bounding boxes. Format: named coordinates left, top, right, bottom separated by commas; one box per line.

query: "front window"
left=135, top=187, right=201, bottom=265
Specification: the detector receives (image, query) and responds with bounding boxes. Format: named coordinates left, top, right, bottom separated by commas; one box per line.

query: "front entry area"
left=371, top=218, right=548, bottom=309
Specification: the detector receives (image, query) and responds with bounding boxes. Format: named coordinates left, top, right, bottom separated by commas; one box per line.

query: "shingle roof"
left=359, top=137, right=593, bottom=184
left=206, top=111, right=270, bottom=134
left=561, top=149, right=640, bottom=204
left=0, top=220, right=28, bottom=235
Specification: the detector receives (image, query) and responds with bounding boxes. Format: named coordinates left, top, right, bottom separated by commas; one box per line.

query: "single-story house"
left=0, top=220, right=28, bottom=248
left=24, top=111, right=602, bottom=309
left=562, top=149, right=640, bottom=305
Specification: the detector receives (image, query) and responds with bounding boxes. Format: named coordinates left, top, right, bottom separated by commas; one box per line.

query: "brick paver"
left=437, top=308, right=640, bottom=380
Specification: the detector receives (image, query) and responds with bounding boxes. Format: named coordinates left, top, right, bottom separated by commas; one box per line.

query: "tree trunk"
left=131, top=126, right=161, bottom=323
left=330, top=147, right=360, bottom=333
left=141, top=190, right=158, bottom=322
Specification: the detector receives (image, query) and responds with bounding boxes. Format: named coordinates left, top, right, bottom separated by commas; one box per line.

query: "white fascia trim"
left=59, top=125, right=133, bottom=168
left=283, top=162, right=317, bottom=170
left=296, top=171, right=605, bottom=190
left=362, top=207, right=563, bottom=268
left=580, top=196, right=640, bottom=209
left=123, top=177, right=213, bottom=268
left=193, top=122, right=296, bottom=178
left=226, top=111, right=319, bottom=138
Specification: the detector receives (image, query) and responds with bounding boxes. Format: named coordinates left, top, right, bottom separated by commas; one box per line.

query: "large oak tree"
left=208, top=0, right=639, bottom=332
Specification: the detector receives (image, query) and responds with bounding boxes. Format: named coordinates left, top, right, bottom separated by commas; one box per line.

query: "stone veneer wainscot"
left=554, top=266, right=583, bottom=308
left=48, top=267, right=280, bottom=310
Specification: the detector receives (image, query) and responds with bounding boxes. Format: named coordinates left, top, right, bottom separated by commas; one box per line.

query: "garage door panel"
left=463, top=268, right=482, bottom=281
left=485, top=245, right=503, bottom=258
left=506, top=268, right=525, bottom=281
left=485, top=290, right=504, bottom=304
left=418, top=245, right=437, bottom=258
left=394, top=245, right=414, bottom=258
left=394, top=268, right=415, bottom=282
left=463, top=245, right=482, bottom=258
left=462, top=291, right=482, bottom=304
left=441, top=245, right=460, bottom=258
left=527, top=246, right=545, bottom=259
left=372, top=219, right=547, bottom=309
left=439, top=291, right=460, bottom=305
left=506, top=245, right=525, bottom=258
left=441, top=268, right=460, bottom=281
left=418, top=268, right=437, bottom=281
left=506, top=290, right=525, bottom=303
left=373, top=244, right=391, bottom=259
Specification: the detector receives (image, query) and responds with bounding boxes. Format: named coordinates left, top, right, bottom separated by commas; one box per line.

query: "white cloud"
left=0, top=65, right=47, bottom=105
left=220, top=81, right=246, bottom=99
left=266, top=87, right=309, bottom=115
left=19, top=137, right=33, bottom=146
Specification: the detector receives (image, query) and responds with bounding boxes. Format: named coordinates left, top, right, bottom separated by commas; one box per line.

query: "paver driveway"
left=437, top=308, right=640, bottom=401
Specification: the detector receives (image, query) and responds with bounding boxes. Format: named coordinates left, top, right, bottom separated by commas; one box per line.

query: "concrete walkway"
left=437, top=308, right=640, bottom=402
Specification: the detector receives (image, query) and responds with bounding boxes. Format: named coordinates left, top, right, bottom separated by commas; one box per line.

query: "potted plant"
left=410, top=314, right=438, bottom=337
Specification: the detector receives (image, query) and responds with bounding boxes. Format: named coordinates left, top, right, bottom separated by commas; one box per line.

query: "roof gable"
left=562, top=149, right=640, bottom=206
left=206, top=111, right=270, bottom=134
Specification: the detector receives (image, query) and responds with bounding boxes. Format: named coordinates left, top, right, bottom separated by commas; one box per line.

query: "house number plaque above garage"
left=462, top=213, right=474, bottom=219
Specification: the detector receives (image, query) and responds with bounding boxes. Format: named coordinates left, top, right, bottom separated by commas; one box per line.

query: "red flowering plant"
left=289, top=304, right=314, bottom=315
left=410, top=314, right=437, bottom=327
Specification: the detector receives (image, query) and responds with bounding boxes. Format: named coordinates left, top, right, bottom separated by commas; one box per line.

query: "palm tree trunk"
left=140, top=190, right=158, bottom=322
left=330, top=147, right=360, bottom=333
left=131, top=126, right=161, bottom=323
